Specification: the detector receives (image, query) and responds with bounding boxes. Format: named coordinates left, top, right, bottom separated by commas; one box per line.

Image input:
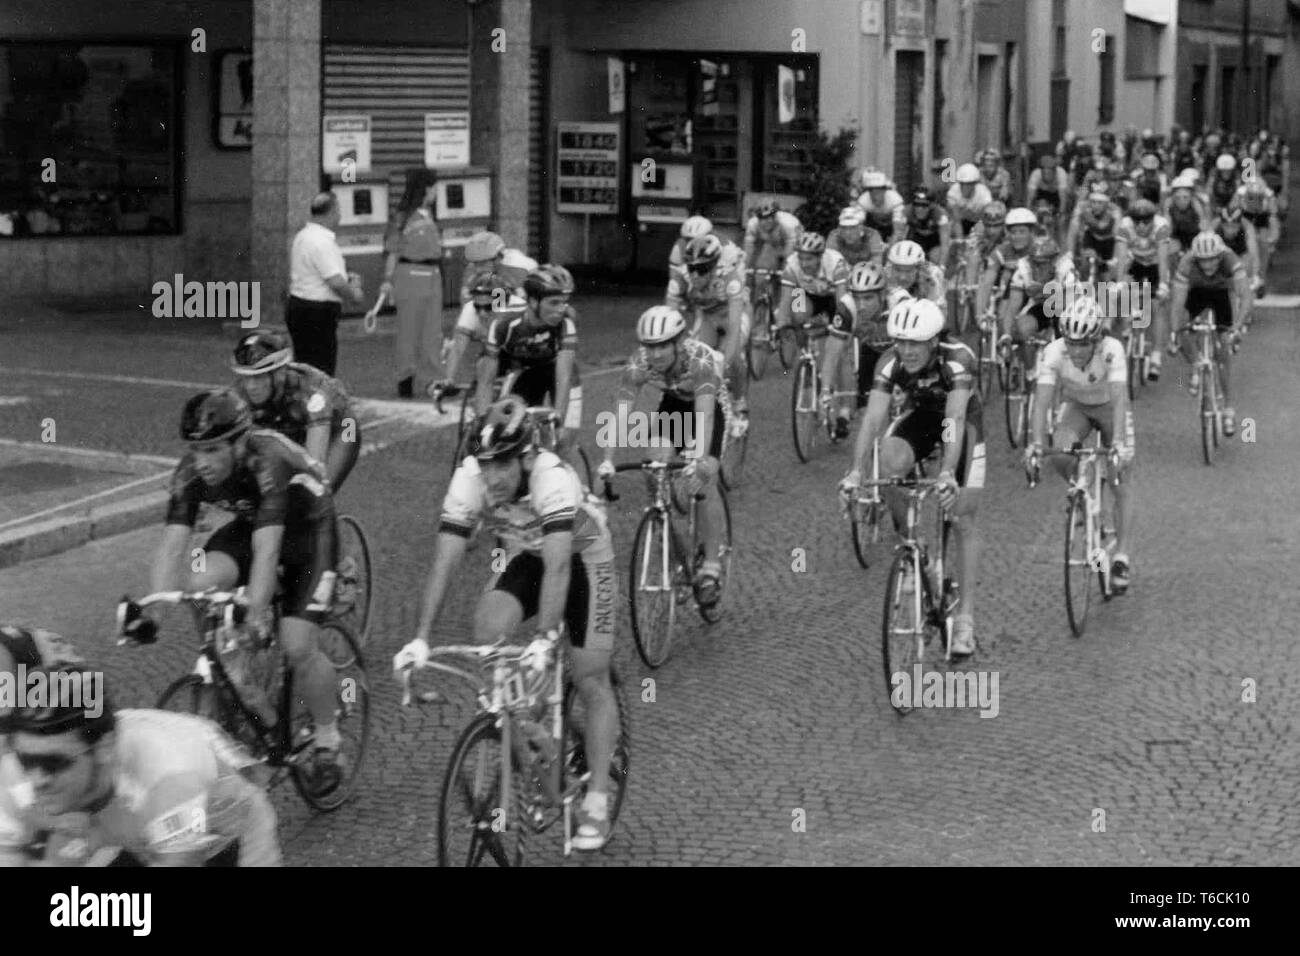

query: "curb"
left=0, top=489, right=167, bottom=571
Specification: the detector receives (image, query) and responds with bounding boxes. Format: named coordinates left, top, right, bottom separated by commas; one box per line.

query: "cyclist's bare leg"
left=879, top=436, right=917, bottom=534
left=1014, top=311, right=1039, bottom=374
left=1217, top=331, right=1232, bottom=406
left=569, top=645, right=616, bottom=796
left=693, top=457, right=724, bottom=576
left=472, top=589, right=523, bottom=644
left=280, top=616, right=339, bottom=742
left=949, top=489, right=982, bottom=623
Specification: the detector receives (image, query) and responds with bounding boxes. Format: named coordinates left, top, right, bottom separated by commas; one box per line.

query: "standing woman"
left=381, top=168, right=444, bottom=398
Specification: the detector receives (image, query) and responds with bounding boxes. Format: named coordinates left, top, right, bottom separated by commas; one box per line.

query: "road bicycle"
left=117, top=588, right=370, bottom=811
left=1114, top=279, right=1153, bottom=402
left=845, top=438, right=885, bottom=570
left=1185, top=310, right=1238, bottom=466
left=746, top=268, right=782, bottom=379
left=399, top=629, right=630, bottom=866
left=602, top=459, right=733, bottom=668
left=788, top=319, right=853, bottom=463
left=1002, top=322, right=1055, bottom=449
left=331, top=514, right=373, bottom=660
left=973, top=301, right=1002, bottom=400
left=1027, top=438, right=1119, bottom=637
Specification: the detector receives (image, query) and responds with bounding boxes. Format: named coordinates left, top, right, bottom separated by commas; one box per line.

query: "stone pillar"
left=470, top=0, right=533, bottom=253
left=251, top=0, right=321, bottom=328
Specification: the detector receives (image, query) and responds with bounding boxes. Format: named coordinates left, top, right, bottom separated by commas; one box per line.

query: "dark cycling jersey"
left=871, top=338, right=984, bottom=434
left=1174, top=249, right=1246, bottom=291
left=485, top=311, right=578, bottom=376
left=242, top=363, right=352, bottom=448
left=1134, top=172, right=1163, bottom=204
left=1208, top=174, right=1238, bottom=210
left=1167, top=202, right=1202, bottom=247
left=902, top=207, right=945, bottom=254
left=1215, top=224, right=1249, bottom=258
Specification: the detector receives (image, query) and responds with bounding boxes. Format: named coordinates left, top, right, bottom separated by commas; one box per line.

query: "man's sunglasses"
left=13, top=747, right=90, bottom=775
left=687, top=263, right=713, bottom=275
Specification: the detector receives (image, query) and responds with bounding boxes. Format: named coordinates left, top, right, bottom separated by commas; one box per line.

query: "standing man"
left=286, top=192, right=365, bottom=377
left=381, top=169, right=444, bottom=398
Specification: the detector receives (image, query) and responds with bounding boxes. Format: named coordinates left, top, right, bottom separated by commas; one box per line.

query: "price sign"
left=556, top=122, right=619, bottom=214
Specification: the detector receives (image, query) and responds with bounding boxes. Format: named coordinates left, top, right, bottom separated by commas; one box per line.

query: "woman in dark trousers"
left=380, top=169, right=444, bottom=398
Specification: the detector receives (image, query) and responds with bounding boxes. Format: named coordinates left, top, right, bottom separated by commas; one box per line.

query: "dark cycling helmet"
left=796, top=232, right=826, bottom=255
left=1030, top=236, right=1061, bottom=261
left=982, top=201, right=1007, bottom=225
left=754, top=199, right=779, bottom=218
left=232, top=329, right=293, bottom=375
left=684, top=234, right=724, bottom=268
left=467, top=396, right=535, bottom=462
left=6, top=666, right=116, bottom=742
left=0, top=625, right=84, bottom=669
left=523, top=265, right=572, bottom=300
left=1128, top=199, right=1158, bottom=222
left=911, top=186, right=934, bottom=205
left=180, top=388, right=252, bottom=443
left=466, top=269, right=509, bottom=298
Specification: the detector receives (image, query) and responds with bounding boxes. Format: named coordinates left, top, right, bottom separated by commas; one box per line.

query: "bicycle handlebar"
left=597, top=458, right=692, bottom=502
left=398, top=633, right=559, bottom=707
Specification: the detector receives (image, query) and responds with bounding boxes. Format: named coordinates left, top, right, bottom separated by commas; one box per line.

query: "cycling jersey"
left=857, top=188, right=906, bottom=236
left=826, top=225, right=884, bottom=266
left=780, top=248, right=849, bottom=305
left=1027, top=167, right=1069, bottom=211
left=454, top=290, right=529, bottom=344
left=1174, top=249, right=1246, bottom=291
left=622, top=335, right=727, bottom=403
left=1166, top=200, right=1204, bottom=248
left=981, top=168, right=1012, bottom=203
left=1208, top=173, right=1238, bottom=210
left=945, top=182, right=993, bottom=233
left=742, top=211, right=802, bottom=271
left=1132, top=171, right=1166, bottom=205
left=668, top=240, right=748, bottom=315
left=1010, top=255, right=1078, bottom=302
left=1215, top=223, right=1250, bottom=258
left=830, top=292, right=889, bottom=345
left=1115, top=215, right=1171, bottom=268
left=484, top=310, right=578, bottom=374
left=884, top=262, right=947, bottom=311
left=892, top=205, right=949, bottom=254
left=989, top=241, right=1033, bottom=289
left=1075, top=203, right=1120, bottom=242
left=0, top=709, right=280, bottom=867
left=1234, top=184, right=1277, bottom=231
left=1037, top=335, right=1127, bottom=406
left=241, top=363, right=352, bottom=449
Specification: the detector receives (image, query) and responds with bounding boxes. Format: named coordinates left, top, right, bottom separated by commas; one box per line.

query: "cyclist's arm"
left=742, top=221, right=758, bottom=263
left=775, top=283, right=795, bottom=327
left=414, top=532, right=470, bottom=642
left=474, top=352, right=500, bottom=416
left=1169, top=275, right=1189, bottom=330
left=722, top=293, right=745, bottom=366
left=1232, top=270, right=1251, bottom=329
left=245, top=524, right=284, bottom=617
left=935, top=215, right=950, bottom=265
left=939, top=386, right=971, bottom=478
left=151, top=523, right=193, bottom=594
left=688, top=388, right=716, bottom=461
left=1114, top=236, right=1130, bottom=278
left=1244, top=222, right=1261, bottom=277
left=604, top=372, right=642, bottom=468
left=553, top=348, right=575, bottom=427
left=890, top=207, right=908, bottom=245
left=1157, top=237, right=1171, bottom=288
left=850, top=387, right=892, bottom=475
left=303, top=422, right=331, bottom=472
left=1064, top=210, right=1082, bottom=255
left=975, top=259, right=998, bottom=317
left=1108, top=381, right=1128, bottom=450
left=537, top=529, right=575, bottom=636
left=1002, top=287, right=1025, bottom=327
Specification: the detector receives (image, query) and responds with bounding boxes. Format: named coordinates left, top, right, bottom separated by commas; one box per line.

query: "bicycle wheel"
left=438, top=713, right=520, bottom=867
left=157, top=673, right=222, bottom=723
left=697, top=484, right=733, bottom=625
left=332, top=514, right=373, bottom=651
left=777, top=326, right=799, bottom=371
left=1004, top=356, right=1026, bottom=448
left=748, top=300, right=772, bottom=380
left=569, top=445, right=594, bottom=491
left=290, top=623, right=370, bottom=811
left=1064, top=492, right=1092, bottom=637
left=975, top=327, right=994, bottom=400
left=1200, top=370, right=1215, bottom=466
left=1126, top=343, right=1139, bottom=402
left=628, top=509, right=684, bottom=668
left=719, top=418, right=748, bottom=491
left=562, top=668, right=631, bottom=844
left=881, top=550, right=924, bottom=715
left=791, top=357, right=819, bottom=463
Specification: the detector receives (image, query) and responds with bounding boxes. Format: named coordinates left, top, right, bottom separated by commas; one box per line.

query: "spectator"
left=286, top=192, right=364, bottom=376
left=381, top=168, right=444, bottom=398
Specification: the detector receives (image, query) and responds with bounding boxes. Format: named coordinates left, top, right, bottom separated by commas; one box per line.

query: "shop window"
left=0, top=42, right=181, bottom=238
left=932, top=40, right=947, bottom=162
left=1220, top=66, right=1235, bottom=132
left=761, top=57, right=817, bottom=201
left=1098, top=35, right=1115, bottom=126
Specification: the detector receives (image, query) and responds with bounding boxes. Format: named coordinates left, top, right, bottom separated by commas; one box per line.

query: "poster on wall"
left=894, top=0, right=926, bottom=36
left=556, top=122, right=619, bottom=214
left=424, top=112, right=470, bottom=168
left=215, top=50, right=253, bottom=148
left=322, top=115, right=372, bottom=174
left=608, top=57, right=625, bottom=114
left=777, top=65, right=796, bottom=124
left=700, top=59, right=719, bottom=117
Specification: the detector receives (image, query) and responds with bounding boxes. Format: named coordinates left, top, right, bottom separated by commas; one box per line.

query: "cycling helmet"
left=1100, top=130, right=1116, bottom=145
left=180, top=388, right=252, bottom=443
left=464, top=231, right=506, bottom=263
left=231, top=329, right=293, bottom=375
left=1128, top=199, right=1157, bottom=222
left=885, top=287, right=914, bottom=311
left=888, top=240, right=926, bottom=267
left=684, top=234, right=724, bottom=269
left=981, top=201, right=1007, bottom=225
left=1030, top=236, right=1060, bottom=261
left=754, top=199, right=779, bottom=218
left=523, top=265, right=571, bottom=299
left=1140, top=153, right=1161, bottom=171
left=848, top=261, right=885, bottom=293
left=886, top=298, right=945, bottom=342
left=541, top=263, right=575, bottom=295
left=1169, top=174, right=1196, bottom=191
left=467, top=396, right=535, bottom=462
left=6, top=666, right=116, bottom=741
left=680, top=215, right=713, bottom=240
left=1190, top=231, right=1225, bottom=258
left=500, top=248, right=538, bottom=273
left=796, top=232, right=826, bottom=255
left=1088, top=189, right=1110, bottom=203
left=466, top=269, right=508, bottom=298
left=955, top=163, right=980, bottom=184
left=1244, top=180, right=1269, bottom=199
left=1180, top=167, right=1202, bottom=183
left=860, top=170, right=889, bottom=189
left=1215, top=153, right=1237, bottom=172
left=1005, top=207, right=1038, bottom=228
left=1060, top=296, right=1102, bottom=341
left=636, top=305, right=687, bottom=345
left=0, top=626, right=83, bottom=669
left=837, top=205, right=866, bottom=228
left=911, top=186, right=934, bottom=205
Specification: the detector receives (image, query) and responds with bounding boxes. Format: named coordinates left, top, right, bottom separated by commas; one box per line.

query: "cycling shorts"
left=884, top=409, right=986, bottom=489
left=657, top=391, right=725, bottom=460
left=204, top=511, right=338, bottom=624
left=1055, top=401, right=1135, bottom=457
left=1081, top=233, right=1116, bottom=262
left=857, top=342, right=886, bottom=408
left=1128, top=262, right=1160, bottom=286
left=492, top=551, right=617, bottom=652
left=1184, top=287, right=1234, bottom=330
left=1022, top=300, right=1055, bottom=334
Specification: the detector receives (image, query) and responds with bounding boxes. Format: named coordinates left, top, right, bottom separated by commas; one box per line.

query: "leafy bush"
left=796, top=122, right=860, bottom=237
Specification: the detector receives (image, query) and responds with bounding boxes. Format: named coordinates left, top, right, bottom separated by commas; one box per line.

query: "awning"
left=1124, top=0, right=1173, bottom=25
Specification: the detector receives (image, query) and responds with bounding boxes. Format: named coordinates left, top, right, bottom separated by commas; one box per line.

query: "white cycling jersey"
left=1036, top=334, right=1127, bottom=405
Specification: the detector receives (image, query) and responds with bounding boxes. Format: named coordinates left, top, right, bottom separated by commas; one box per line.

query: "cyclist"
left=946, top=163, right=993, bottom=242
left=742, top=199, right=802, bottom=273
left=474, top=265, right=582, bottom=464
left=442, top=240, right=537, bottom=390
left=1098, top=129, right=1126, bottom=167
left=1132, top=152, right=1168, bottom=206
left=1169, top=129, right=1198, bottom=180
left=1000, top=235, right=1077, bottom=377
left=135, top=388, right=342, bottom=797
left=883, top=239, right=947, bottom=323
left=1169, top=231, right=1251, bottom=436
left=1025, top=296, right=1135, bottom=593
left=598, top=305, right=730, bottom=607
left=839, top=298, right=986, bottom=657
left=395, top=397, right=620, bottom=852
left=670, top=234, right=751, bottom=436
left=1066, top=189, right=1122, bottom=283
left=1027, top=153, right=1071, bottom=224
left=975, top=206, right=1037, bottom=324
left=1213, top=206, right=1259, bottom=287
left=826, top=204, right=885, bottom=267
left=443, top=270, right=522, bottom=398
left=857, top=170, right=906, bottom=238
left=0, top=626, right=84, bottom=743
left=1163, top=175, right=1209, bottom=261
left=822, top=260, right=889, bottom=440
left=978, top=148, right=1012, bottom=204
left=1207, top=153, right=1240, bottom=216
left=891, top=186, right=950, bottom=267
left=964, top=201, right=1007, bottom=292
left=1235, top=180, right=1279, bottom=287
left=669, top=215, right=714, bottom=280
left=231, top=330, right=359, bottom=492
left=1114, top=198, right=1172, bottom=380
left=0, top=667, right=282, bottom=866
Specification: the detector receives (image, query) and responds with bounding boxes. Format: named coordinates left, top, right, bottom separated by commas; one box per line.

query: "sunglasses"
left=13, top=747, right=90, bottom=775
left=687, top=263, right=713, bottom=275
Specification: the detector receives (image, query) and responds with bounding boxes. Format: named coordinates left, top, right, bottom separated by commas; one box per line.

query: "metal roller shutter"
left=893, top=51, right=924, bottom=197
left=322, top=44, right=469, bottom=216
left=529, top=47, right=549, bottom=260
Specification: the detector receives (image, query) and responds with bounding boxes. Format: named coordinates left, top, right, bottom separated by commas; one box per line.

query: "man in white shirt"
left=286, top=192, right=365, bottom=375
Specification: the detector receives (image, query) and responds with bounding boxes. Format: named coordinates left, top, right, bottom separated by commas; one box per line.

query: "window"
left=1220, top=66, right=1235, bottom=132
left=1124, top=16, right=1164, bottom=78
left=1190, top=64, right=1207, bottom=134
left=932, top=39, right=947, bottom=161
left=1052, top=0, right=1067, bottom=76
left=1098, top=35, right=1115, bottom=126
left=0, top=42, right=181, bottom=238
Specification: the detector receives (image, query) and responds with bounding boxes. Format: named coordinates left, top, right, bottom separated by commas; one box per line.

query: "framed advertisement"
left=213, top=49, right=253, bottom=149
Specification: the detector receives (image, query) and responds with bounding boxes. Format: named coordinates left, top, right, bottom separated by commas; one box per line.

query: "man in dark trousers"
left=286, top=192, right=364, bottom=375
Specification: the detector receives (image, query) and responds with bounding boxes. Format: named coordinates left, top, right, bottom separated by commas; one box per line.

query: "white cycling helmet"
left=887, top=240, right=926, bottom=267
left=1190, top=231, right=1226, bottom=259
left=1169, top=175, right=1196, bottom=192
left=1180, top=167, right=1202, bottom=183
left=838, top=205, right=866, bottom=228
left=680, top=215, right=713, bottom=240
left=637, top=305, right=687, bottom=345
left=464, top=231, right=506, bottom=263
left=848, top=260, right=885, bottom=293
left=956, top=163, right=980, bottom=184
left=886, top=287, right=915, bottom=311
left=1215, top=153, right=1237, bottom=172
left=500, top=248, right=538, bottom=272
left=887, top=298, right=945, bottom=341
left=861, top=170, right=889, bottom=189
left=1005, top=207, right=1038, bottom=228
left=1059, top=296, right=1102, bottom=341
